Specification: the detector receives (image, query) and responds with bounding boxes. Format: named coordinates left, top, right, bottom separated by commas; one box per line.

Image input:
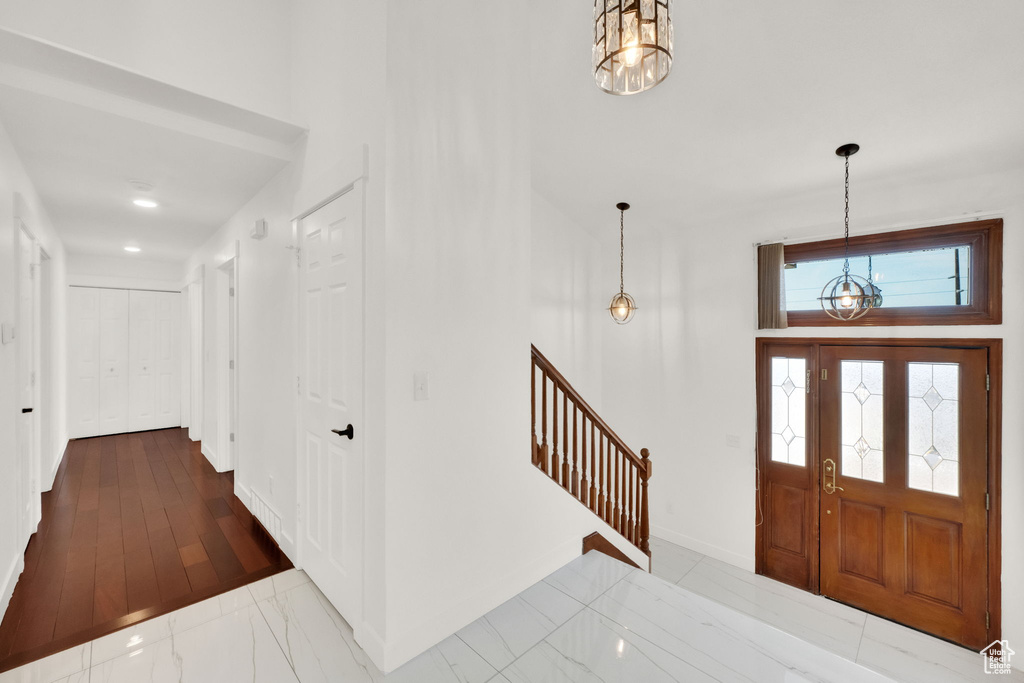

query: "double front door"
left=758, top=341, right=994, bottom=650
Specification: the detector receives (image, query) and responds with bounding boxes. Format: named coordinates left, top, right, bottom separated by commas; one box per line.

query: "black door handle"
left=21, top=408, right=33, bottom=414
left=331, top=424, right=354, bottom=440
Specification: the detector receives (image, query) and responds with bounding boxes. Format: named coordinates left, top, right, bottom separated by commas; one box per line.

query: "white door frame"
left=216, top=243, right=240, bottom=472
left=186, top=266, right=205, bottom=443
left=37, top=249, right=56, bottom=491
left=293, top=175, right=367, bottom=630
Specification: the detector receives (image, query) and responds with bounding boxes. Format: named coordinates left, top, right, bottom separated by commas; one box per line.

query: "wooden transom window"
left=782, top=219, right=1002, bottom=326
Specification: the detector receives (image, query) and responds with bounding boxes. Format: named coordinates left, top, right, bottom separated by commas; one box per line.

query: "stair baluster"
left=530, top=345, right=652, bottom=559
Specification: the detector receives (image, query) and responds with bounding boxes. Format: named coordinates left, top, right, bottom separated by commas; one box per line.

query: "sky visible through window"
left=784, top=246, right=971, bottom=311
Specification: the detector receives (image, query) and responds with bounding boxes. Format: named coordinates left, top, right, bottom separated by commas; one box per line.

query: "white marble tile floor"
left=1, top=539, right=1019, bottom=682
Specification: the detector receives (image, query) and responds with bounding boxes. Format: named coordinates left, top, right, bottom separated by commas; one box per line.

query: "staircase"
left=531, top=345, right=651, bottom=558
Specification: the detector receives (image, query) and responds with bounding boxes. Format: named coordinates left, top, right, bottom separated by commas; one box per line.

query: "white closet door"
left=68, top=287, right=129, bottom=438
left=129, top=290, right=180, bottom=432
left=68, top=287, right=101, bottom=438
left=99, top=289, right=130, bottom=435
left=153, top=292, right=181, bottom=428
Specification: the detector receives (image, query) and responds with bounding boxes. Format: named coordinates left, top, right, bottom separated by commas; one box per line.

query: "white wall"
left=601, top=164, right=1024, bottom=647
left=183, top=168, right=297, bottom=541
left=0, top=115, right=67, bottom=620
left=531, top=190, right=604, bottom=405
left=0, top=0, right=292, bottom=120
left=66, top=253, right=183, bottom=291
left=375, top=1, right=644, bottom=671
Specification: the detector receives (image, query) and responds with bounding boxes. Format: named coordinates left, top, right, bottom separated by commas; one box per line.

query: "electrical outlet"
left=726, top=434, right=741, bottom=448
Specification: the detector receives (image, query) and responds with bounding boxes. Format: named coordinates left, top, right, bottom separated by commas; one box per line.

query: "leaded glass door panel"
left=756, top=344, right=818, bottom=591
left=818, top=345, right=988, bottom=649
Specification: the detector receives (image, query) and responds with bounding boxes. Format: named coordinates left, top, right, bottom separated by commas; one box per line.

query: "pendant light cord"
left=619, top=208, right=625, bottom=294
left=843, top=154, right=851, bottom=277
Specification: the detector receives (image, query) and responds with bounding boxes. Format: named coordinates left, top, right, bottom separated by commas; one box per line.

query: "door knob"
left=332, top=424, right=354, bottom=440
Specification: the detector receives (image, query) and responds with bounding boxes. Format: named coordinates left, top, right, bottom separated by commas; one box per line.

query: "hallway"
left=0, top=429, right=291, bottom=673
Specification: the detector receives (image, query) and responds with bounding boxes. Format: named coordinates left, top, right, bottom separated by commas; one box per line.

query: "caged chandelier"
left=593, top=0, right=674, bottom=95
left=819, top=144, right=882, bottom=321
left=608, top=202, right=637, bottom=324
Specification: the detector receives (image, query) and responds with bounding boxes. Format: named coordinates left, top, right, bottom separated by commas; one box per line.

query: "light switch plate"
left=1, top=322, right=13, bottom=345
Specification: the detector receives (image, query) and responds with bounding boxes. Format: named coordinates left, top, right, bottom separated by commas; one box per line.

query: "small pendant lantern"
left=609, top=202, right=637, bottom=324
left=819, top=144, right=878, bottom=321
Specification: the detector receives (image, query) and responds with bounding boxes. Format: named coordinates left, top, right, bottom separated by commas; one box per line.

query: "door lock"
left=823, top=458, right=844, bottom=494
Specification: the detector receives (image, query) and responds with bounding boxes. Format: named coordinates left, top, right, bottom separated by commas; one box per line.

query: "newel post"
left=640, top=448, right=651, bottom=557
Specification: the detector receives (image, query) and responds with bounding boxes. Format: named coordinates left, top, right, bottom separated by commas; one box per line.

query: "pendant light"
left=819, top=144, right=877, bottom=321
left=609, top=202, right=637, bottom=324
left=593, top=0, right=673, bottom=95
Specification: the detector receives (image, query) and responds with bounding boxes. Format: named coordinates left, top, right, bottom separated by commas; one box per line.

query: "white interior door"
left=299, top=185, right=365, bottom=626
left=129, top=290, right=156, bottom=430
left=16, top=225, right=39, bottom=533
left=216, top=258, right=238, bottom=472
left=99, top=289, right=130, bottom=435
left=129, top=290, right=180, bottom=432
left=152, top=291, right=181, bottom=428
left=68, top=288, right=100, bottom=438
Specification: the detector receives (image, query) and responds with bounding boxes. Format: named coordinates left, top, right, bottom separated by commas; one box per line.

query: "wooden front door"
left=818, top=345, right=989, bottom=648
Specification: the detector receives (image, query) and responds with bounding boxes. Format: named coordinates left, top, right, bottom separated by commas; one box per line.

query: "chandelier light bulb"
left=840, top=282, right=853, bottom=308
left=622, top=44, right=643, bottom=67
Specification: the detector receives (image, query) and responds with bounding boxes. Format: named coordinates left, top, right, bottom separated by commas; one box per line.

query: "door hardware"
left=332, top=424, right=354, bottom=440
left=823, top=458, right=844, bottom=494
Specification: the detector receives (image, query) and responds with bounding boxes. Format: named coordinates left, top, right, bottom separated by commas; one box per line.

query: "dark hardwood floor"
left=0, top=428, right=292, bottom=673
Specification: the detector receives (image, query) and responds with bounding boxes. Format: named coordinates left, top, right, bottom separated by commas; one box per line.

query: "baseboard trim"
left=42, top=439, right=69, bottom=493
left=651, top=524, right=753, bottom=570
left=200, top=443, right=219, bottom=471
left=354, top=622, right=387, bottom=674
left=0, top=553, right=24, bottom=627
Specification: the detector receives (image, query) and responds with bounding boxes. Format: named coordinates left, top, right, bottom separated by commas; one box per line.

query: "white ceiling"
left=531, top=1, right=1024, bottom=237
left=0, top=27, right=305, bottom=263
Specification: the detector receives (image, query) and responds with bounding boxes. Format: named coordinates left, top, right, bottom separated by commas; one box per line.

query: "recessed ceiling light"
left=133, top=199, right=158, bottom=208
left=124, top=246, right=141, bottom=253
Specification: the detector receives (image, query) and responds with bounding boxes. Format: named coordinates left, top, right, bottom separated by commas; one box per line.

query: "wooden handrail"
left=531, top=344, right=652, bottom=557
left=531, top=345, right=646, bottom=471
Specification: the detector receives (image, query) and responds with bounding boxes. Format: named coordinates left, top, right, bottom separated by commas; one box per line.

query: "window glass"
left=908, top=362, right=960, bottom=497
left=785, top=246, right=971, bottom=311
left=770, top=357, right=806, bottom=466
left=840, top=360, right=884, bottom=483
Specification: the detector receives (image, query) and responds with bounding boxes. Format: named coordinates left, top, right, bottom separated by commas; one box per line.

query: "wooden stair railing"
left=531, top=345, right=651, bottom=558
